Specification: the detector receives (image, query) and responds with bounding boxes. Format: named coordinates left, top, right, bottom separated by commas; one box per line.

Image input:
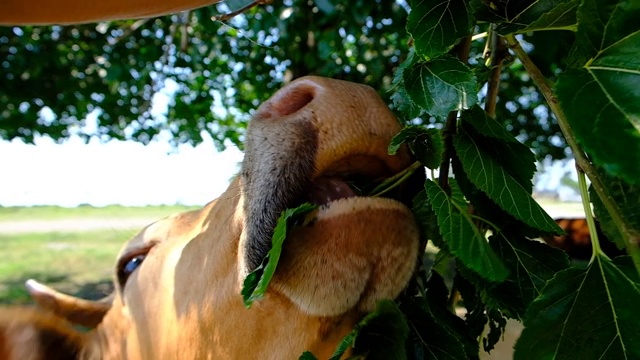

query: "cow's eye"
left=117, top=253, right=147, bottom=288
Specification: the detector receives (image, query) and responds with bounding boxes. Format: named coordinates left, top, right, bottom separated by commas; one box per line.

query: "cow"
left=0, top=76, right=421, bottom=359
left=543, top=217, right=625, bottom=260
left=1, top=0, right=225, bottom=25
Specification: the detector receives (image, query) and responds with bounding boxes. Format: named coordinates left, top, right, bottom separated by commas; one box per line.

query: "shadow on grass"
left=0, top=272, right=113, bottom=305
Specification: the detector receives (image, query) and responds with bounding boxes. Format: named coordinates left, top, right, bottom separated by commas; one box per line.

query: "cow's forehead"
left=117, top=205, right=214, bottom=261
left=118, top=220, right=167, bottom=257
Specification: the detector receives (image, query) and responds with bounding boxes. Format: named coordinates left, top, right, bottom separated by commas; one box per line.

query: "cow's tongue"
left=309, top=177, right=357, bottom=205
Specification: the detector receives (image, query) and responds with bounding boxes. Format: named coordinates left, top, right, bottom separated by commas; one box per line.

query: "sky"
left=0, top=133, right=581, bottom=208
left=0, top=135, right=243, bottom=207
left=0, top=77, right=246, bottom=208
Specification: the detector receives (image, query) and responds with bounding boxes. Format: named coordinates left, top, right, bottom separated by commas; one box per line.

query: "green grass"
left=0, top=229, right=136, bottom=304
left=0, top=205, right=202, bottom=305
left=0, top=204, right=199, bottom=222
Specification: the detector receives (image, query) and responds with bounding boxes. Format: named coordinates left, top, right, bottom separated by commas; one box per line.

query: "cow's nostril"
left=273, top=88, right=314, bottom=117
left=258, top=84, right=316, bottom=120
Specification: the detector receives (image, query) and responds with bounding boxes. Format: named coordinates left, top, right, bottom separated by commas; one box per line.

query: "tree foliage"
left=1, top=0, right=410, bottom=149
left=2, top=0, right=567, bottom=157
left=4, top=0, right=640, bottom=358
left=236, top=0, right=639, bottom=358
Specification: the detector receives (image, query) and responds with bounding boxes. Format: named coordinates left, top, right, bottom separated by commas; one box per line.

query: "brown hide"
left=0, top=0, right=222, bottom=25
left=0, top=77, right=420, bottom=359
left=543, top=218, right=625, bottom=260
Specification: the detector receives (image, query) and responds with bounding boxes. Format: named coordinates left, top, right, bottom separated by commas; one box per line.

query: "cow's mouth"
left=308, top=155, right=391, bottom=206
left=305, top=155, right=422, bottom=213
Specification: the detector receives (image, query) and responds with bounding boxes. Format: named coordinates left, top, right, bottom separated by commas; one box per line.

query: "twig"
left=211, top=0, right=273, bottom=22
left=483, top=25, right=508, bottom=118
left=576, top=163, right=608, bottom=263
left=505, top=34, right=640, bottom=272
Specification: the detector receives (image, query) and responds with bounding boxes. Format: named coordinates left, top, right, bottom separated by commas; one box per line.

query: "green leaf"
left=590, top=169, right=640, bottom=250
left=488, top=233, right=570, bottom=319
left=425, top=179, right=509, bottom=282
left=568, top=0, right=640, bottom=67
left=515, top=255, right=640, bottom=359
left=406, top=0, right=472, bottom=60
left=558, top=0, right=640, bottom=183
left=241, top=203, right=317, bottom=308
left=454, top=273, right=489, bottom=340
left=403, top=272, right=479, bottom=359
left=391, top=49, right=422, bottom=120
left=299, top=351, right=319, bottom=360
left=557, top=68, right=640, bottom=184
left=453, top=271, right=507, bottom=352
left=496, top=0, right=580, bottom=34
left=453, top=127, right=562, bottom=234
left=460, top=107, right=537, bottom=190
left=403, top=57, right=478, bottom=118
left=483, top=308, right=507, bottom=353
left=615, top=256, right=640, bottom=285
left=412, top=189, right=446, bottom=250
left=389, top=126, right=443, bottom=169
left=461, top=106, right=522, bottom=144
left=330, top=300, right=409, bottom=360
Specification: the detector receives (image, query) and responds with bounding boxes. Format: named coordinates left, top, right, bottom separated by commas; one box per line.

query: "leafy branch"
left=505, top=34, right=640, bottom=274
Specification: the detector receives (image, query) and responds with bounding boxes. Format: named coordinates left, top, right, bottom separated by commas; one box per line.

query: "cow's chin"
left=272, top=196, right=418, bottom=317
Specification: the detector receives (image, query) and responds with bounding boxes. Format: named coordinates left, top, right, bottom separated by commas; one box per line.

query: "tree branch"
left=505, top=34, right=640, bottom=272
left=438, top=36, right=472, bottom=191
left=483, top=25, right=508, bottom=118
left=211, top=0, right=272, bottom=21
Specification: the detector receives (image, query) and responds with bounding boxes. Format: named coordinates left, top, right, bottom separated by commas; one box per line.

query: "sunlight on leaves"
left=403, top=57, right=478, bottom=118
left=407, top=0, right=472, bottom=60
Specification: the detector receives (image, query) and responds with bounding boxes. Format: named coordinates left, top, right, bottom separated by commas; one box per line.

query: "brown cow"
left=543, top=217, right=625, bottom=260
left=0, top=0, right=224, bottom=25
left=0, top=77, right=420, bottom=359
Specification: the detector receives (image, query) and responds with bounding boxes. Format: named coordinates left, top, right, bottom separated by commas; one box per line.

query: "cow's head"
left=0, top=77, right=420, bottom=359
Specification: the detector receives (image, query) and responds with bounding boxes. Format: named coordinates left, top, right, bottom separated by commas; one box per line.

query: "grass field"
left=0, top=204, right=199, bottom=222
left=0, top=205, right=196, bottom=304
left=0, top=201, right=583, bottom=305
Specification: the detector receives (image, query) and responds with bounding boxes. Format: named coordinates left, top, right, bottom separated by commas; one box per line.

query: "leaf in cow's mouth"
left=242, top=161, right=421, bottom=307
left=241, top=203, right=318, bottom=308
left=301, top=300, right=409, bottom=360
left=339, top=160, right=422, bottom=201
left=367, top=161, right=422, bottom=197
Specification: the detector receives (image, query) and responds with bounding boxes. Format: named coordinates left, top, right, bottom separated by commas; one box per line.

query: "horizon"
left=0, top=134, right=244, bottom=208
left=0, top=133, right=582, bottom=208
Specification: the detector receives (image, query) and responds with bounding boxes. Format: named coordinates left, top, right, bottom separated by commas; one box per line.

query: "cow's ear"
left=0, top=307, right=89, bottom=360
